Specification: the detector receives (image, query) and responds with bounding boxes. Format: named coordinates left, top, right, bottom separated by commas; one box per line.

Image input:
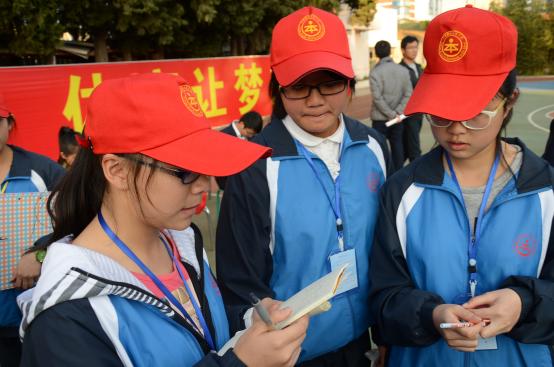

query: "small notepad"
left=217, top=265, right=348, bottom=356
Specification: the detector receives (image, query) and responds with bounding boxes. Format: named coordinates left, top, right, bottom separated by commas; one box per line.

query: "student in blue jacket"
left=216, top=7, right=393, bottom=367
left=19, top=73, right=309, bottom=367
left=0, top=90, right=65, bottom=367
left=368, top=6, right=554, bottom=367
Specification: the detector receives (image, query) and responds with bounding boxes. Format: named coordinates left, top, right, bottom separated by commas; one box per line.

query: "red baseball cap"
left=270, top=6, right=354, bottom=87
left=0, top=89, right=10, bottom=118
left=78, top=73, right=272, bottom=176
left=404, top=5, right=517, bottom=121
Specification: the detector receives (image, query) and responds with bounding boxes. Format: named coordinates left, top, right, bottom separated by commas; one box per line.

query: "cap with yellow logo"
left=404, top=5, right=518, bottom=121
left=77, top=73, right=272, bottom=176
left=270, top=6, right=354, bottom=87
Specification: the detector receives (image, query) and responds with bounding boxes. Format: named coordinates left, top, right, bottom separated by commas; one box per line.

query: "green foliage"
left=2, top=0, right=377, bottom=61
left=0, top=0, right=65, bottom=57
left=490, top=0, right=554, bottom=75
left=347, top=0, right=377, bottom=27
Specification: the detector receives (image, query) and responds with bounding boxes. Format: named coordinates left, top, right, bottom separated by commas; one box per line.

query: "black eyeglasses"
left=117, top=154, right=201, bottom=185
left=280, top=80, right=348, bottom=99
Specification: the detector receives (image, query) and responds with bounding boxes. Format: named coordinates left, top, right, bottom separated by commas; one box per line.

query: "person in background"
left=399, top=35, right=424, bottom=163
left=370, top=40, right=413, bottom=173
left=220, top=111, right=263, bottom=140
left=0, top=89, right=65, bottom=367
left=57, top=126, right=81, bottom=169
left=216, top=111, right=264, bottom=190
left=217, top=7, right=393, bottom=366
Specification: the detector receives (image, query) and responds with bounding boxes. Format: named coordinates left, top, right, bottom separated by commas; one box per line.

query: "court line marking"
left=527, top=104, right=554, bottom=133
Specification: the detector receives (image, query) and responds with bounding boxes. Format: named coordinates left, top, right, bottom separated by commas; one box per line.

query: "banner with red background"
left=0, top=56, right=271, bottom=161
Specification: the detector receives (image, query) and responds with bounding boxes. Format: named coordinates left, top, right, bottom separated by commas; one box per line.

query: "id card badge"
left=327, top=246, right=359, bottom=300
left=451, top=293, right=497, bottom=351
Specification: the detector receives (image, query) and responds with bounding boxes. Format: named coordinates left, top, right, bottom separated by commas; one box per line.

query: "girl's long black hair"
left=29, top=147, right=159, bottom=252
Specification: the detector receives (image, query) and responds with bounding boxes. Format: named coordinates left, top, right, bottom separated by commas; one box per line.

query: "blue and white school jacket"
left=216, top=115, right=394, bottom=364
left=18, top=224, right=243, bottom=367
left=0, top=145, right=65, bottom=332
left=368, top=138, right=554, bottom=367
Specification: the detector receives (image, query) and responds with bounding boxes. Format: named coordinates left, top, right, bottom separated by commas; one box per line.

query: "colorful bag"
left=0, top=192, right=52, bottom=290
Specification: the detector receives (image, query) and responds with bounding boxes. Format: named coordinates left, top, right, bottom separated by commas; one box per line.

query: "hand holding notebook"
left=218, top=264, right=349, bottom=355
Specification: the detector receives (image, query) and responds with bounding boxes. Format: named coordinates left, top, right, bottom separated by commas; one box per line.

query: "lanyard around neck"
left=445, top=150, right=500, bottom=297
left=98, top=210, right=215, bottom=351
left=1, top=181, right=7, bottom=193
left=297, top=141, right=345, bottom=251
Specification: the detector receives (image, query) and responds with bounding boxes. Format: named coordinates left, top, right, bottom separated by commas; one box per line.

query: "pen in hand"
left=440, top=318, right=491, bottom=328
left=250, top=292, right=277, bottom=332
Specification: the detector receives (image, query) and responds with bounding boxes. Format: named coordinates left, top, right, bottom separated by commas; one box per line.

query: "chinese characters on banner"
left=0, top=56, right=272, bottom=160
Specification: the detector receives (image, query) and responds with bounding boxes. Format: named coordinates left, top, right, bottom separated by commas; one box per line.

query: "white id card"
left=476, top=335, right=497, bottom=350
left=328, top=249, right=359, bottom=296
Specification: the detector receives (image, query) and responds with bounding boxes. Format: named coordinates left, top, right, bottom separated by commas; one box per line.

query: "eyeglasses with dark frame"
left=280, top=80, right=348, bottom=100
left=116, top=154, right=201, bottom=185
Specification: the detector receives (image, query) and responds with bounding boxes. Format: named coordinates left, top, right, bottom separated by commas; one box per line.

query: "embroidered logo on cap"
left=439, top=30, right=468, bottom=62
left=512, top=234, right=537, bottom=259
left=298, top=14, right=325, bottom=41
left=180, top=85, right=204, bottom=117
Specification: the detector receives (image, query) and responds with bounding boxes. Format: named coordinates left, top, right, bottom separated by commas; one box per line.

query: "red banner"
left=0, top=56, right=272, bottom=160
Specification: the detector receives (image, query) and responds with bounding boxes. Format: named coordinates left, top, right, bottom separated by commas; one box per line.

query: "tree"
left=490, top=0, right=554, bottom=75
left=0, top=0, right=65, bottom=63
left=62, top=0, right=116, bottom=62
left=115, top=0, right=188, bottom=60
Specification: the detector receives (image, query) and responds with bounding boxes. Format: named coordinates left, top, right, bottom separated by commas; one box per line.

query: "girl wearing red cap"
left=17, top=73, right=308, bottom=367
left=216, top=7, right=393, bottom=367
left=0, top=91, right=65, bottom=367
left=369, top=6, right=554, bottom=367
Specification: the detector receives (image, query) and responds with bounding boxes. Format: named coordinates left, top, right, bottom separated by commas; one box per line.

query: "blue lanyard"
left=297, top=141, right=345, bottom=251
left=98, top=210, right=216, bottom=351
left=445, top=151, right=500, bottom=297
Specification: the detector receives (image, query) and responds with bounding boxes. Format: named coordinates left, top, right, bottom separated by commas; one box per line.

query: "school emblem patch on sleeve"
left=438, top=30, right=468, bottom=62
left=512, top=234, right=537, bottom=259
left=298, top=14, right=325, bottom=42
left=180, top=84, right=204, bottom=117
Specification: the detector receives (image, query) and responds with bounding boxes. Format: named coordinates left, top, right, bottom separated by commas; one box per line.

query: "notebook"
left=218, top=264, right=349, bottom=355
left=0, top=192, right=53, bottom=290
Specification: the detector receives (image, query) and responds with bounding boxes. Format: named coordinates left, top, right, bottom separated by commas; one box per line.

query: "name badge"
left=328, top=248, right=359, bottom=298
left=476, top=335, right=498, bottom=350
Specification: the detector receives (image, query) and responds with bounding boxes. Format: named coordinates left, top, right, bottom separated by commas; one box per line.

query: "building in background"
left=339, top=0, right=506, bottom=86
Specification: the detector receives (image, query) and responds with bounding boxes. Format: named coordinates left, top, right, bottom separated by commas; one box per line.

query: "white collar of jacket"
left=17, top=227, right=208, bottom=339
left=282, top=114, right=345, bottom=148
left=255, top=114, right=371, bottom=159
left=231, top=120, right=247, bottom=140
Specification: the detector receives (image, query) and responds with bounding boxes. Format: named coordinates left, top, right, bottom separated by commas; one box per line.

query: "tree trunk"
left=45, top=51, right=56, bottom=65
left=156, top=45, right=165, bottom=60
left=231, top=37, right=238, bottom=56
left=94, top=27, right=109, bottom=63
left=238, top=35, right=245, bottom=56
left=122, top=44, right=132, bottom=61
left=247, top=34, right=255, bottom=55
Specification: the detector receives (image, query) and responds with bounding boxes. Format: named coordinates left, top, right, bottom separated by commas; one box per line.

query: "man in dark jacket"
left=399, top=35, right=424, bottom=163
left=215, top=111, right=263, bottom=190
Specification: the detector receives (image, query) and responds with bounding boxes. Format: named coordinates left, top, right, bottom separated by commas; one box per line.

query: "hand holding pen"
left=433, top=304, right=484, bottom=353
left=440, top=318, right=491, bottom=328
left=232, top=293, right=309, bottom=367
